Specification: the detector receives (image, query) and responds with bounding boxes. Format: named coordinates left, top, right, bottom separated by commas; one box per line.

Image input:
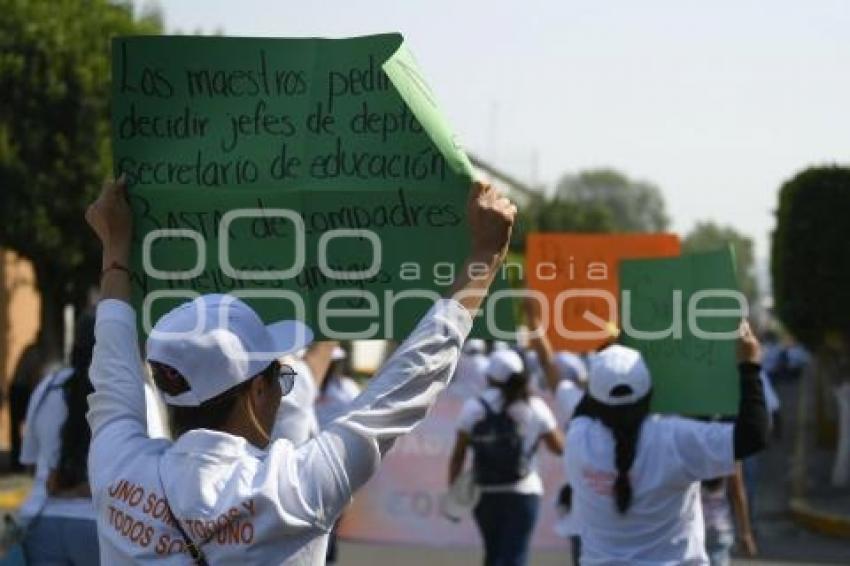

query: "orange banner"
left=525, top=233, right=680, bottom=353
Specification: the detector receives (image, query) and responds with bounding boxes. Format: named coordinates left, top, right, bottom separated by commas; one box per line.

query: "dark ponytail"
left=55, top=313, right=96, bottom=491
left=496, top=372, right=530, bottom=407
left=573, top=392, right=651, bottom=514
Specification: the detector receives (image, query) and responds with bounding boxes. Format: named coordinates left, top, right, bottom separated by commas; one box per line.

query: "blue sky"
left=151, top=0, right=850, bottom=262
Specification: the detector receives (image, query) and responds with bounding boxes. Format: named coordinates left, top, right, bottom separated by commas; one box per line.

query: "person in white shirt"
left=448, top=349, right=563, bottom=566
left=313, top=345, right=360, bottom=564
left=83, top=177, right=516, bottom=565
left=564, top=325, right=768, bottom=566
left=522, top=297, right=591, bottom=427
left=315, top=346, right=361, bottom=428
left=448, top=338, right=489, bottom=398
left=18, top=314, right=100, bottom=565
left=700, top=463, right=756, bottom=566
left=522, top=297, right=589, bottom=563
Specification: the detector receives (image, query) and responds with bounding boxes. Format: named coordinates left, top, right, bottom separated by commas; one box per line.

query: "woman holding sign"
left=564, top=326, right=768, bottom=565
left=83, top=178, right=516, bottom=565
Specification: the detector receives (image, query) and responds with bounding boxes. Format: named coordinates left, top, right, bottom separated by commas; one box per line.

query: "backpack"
left=470, top=398, right=533, bottom=485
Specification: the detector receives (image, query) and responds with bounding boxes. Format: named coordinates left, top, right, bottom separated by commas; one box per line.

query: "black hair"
left=54, top=313, right=96, bottom=491
left=573, top=391, right=652, bottom=514
left=493, top=372, right=530, bottom=407
left=151, top=360, right=280, bottom=438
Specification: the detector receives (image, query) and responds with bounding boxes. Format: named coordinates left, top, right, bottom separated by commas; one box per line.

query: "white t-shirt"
left=448, top=353, right=488, bottom=398
left=701, top=480, right=733, bottom=534
left=553, top=380, right=584, bottom=536
left=565, top=415, right=735, bottom=566
left=316, top=376, right=361, bottom=427
left=554, top=381, right=584, bottom=429
left=271, top=359, right=319, bottom=447
left=457, top=388, right=556, bottom=495
left=522, top=350, right=547, bottom=394
left=87, top=298, right=471, bottom=565
left=19, top=368, right=96, bottom=521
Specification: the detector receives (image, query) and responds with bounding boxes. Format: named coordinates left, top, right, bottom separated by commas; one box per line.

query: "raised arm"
left=734, top=321, right=769, bottom=460
left=524, top=295, right=560, bottom=393
left=84, top=178, right=148, bottom=445
left=86, top=177, right=132, bottom=304
left=292, top=182, right=516, bottom=529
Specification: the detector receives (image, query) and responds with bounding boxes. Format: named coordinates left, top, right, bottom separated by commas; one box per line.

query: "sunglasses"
left=278, top=364, right=298, bottom=396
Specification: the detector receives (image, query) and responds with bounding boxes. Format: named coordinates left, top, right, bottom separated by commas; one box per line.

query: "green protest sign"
left=111, top=34, right=513, bottom=338
left=618, top=248, right=744, bottom=416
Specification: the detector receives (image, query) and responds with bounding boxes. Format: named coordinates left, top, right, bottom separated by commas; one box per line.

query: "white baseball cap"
left=463, top=338, right=486, bottom=355
left=587, top=345, right=651, bottom=406
left=331, top=346, right=347, bottom=361
left=146, top=294, right=313, bottom=407
left=486, top=349, right=525, bottom=383
left=553, top=352, right=588, bottom=384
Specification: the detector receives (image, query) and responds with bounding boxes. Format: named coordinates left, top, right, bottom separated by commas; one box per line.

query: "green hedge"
left=772, top=166, right=850, bottom=349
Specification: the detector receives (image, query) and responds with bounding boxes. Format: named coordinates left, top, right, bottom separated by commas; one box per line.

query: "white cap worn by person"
left=146, top=294, right=313, bottom=406
left=553, top=352, right=588, bottom=384
left=587, top=345, right=651, bottom=406
left=486, top=349, right=525, bottom=383
left=331, top=346, right=347, bottom=361
left=463, top=338, right=486, bottom=355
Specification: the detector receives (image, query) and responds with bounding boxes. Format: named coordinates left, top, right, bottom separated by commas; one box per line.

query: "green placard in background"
left=619, top=248, right=743, bottom=416
left=111, top=34, right=512, bottom=339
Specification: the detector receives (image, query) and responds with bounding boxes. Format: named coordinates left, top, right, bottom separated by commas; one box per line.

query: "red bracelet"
left=102, top=261, right=131, bottom=277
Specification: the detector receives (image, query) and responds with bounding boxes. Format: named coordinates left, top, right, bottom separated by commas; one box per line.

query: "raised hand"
left=85, top=176, right=132, bottom=266
left=467, top=181, right=517, bottom=266
left=737, top=320, right=762, bottom=364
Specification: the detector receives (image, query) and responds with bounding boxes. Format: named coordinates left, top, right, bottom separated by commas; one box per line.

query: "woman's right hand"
left=737, top=320, right=762, bottom=364
left=466, top=181, right=516, bottom=268
left=85, top=176, right=132, bottom=266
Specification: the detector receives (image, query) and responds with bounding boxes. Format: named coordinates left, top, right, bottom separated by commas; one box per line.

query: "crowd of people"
left=440, top=297, right=776, bottom=566
left=0, top=177, right=791, bottom=565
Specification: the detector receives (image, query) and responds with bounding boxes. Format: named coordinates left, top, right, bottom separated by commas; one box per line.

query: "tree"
left=510, top=194, right=613, bottom=252
left=772, top=165, right=850, bottom=486
left=771, top=166, right=850, bottom=351
left=0, top=0, right=161, bottom=358
left=682, top=221, right=758, bottom=304
left=555, top=168, right=670, bottom=232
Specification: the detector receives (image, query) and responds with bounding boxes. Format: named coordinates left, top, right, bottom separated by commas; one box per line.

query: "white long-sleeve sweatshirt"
left=87, top=298, right=471, bottom=565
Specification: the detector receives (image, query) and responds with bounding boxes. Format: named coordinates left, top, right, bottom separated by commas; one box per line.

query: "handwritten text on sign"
left=112, top=34, right=512, bottom=338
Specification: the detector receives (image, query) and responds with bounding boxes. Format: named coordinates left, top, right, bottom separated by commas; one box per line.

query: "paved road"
left=335, top=541, right=842, bottom=565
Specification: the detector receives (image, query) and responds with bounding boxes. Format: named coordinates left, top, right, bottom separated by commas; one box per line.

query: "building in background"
left=0, top=250, right=41, bottom=453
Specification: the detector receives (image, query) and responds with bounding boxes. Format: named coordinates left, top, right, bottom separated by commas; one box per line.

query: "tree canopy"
left=771, top=165, right=850, bottom=351
left=510, top=194, right=613, bottom=252
left=0, top=0, right=161, bottom=356
left=555, top=168, right=670, bottom=233
left=682, top=221, right=758, bottom=305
